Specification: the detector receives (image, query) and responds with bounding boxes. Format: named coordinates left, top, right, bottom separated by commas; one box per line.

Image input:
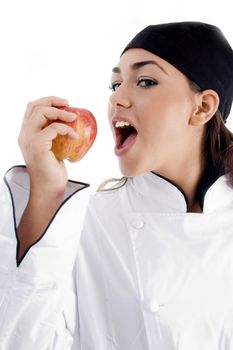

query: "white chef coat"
left=0, top=165, right=233, bottom=350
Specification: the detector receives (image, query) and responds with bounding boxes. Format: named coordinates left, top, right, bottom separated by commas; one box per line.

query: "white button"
left=144, top=299, right=161, bottom=313
left=131, top=218, right=144, bottom=229
left=149, top=300, right=160, bottom=313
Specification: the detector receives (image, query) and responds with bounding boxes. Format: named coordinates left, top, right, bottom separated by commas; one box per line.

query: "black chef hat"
left=121, top=22, right=233, bottom=121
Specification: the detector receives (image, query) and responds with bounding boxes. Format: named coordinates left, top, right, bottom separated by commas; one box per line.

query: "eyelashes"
left=109, top=78, right=158, bottom=92
left=109, top=82, right=121, bottom=91
left=137, top=78, right=158, bottom=88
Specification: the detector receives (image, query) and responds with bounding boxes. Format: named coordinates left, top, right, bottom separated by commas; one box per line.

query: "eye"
left=137, top=78, right=158, bottom=88
left=109, top=82, right=121, bottom=92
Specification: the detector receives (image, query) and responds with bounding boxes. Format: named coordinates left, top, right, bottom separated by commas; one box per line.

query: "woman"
left=0, top=21, right=233, bottom=349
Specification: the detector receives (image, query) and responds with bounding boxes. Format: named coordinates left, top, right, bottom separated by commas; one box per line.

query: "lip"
left=112, top=116, right=136, bottom=128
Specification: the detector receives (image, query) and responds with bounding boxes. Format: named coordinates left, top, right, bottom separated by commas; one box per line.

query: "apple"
left=49, top=106, right=97, bottom=162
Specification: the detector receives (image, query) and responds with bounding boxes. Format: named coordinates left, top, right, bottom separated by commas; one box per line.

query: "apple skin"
left=50, top=106, right=97, bottom=162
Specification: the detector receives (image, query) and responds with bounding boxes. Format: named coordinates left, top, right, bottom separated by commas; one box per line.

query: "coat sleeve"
left=0, top=165, right=91, bottom=349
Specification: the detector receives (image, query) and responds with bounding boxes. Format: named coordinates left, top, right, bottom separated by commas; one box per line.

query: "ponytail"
left=205, top=110, right=233, bottom=184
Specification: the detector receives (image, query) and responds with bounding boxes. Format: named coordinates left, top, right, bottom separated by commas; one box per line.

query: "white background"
left=0, top=0, right=233, bottom=190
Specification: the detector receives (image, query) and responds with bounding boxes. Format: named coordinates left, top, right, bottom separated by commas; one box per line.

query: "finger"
left=31, top=105, right=76, bottom=126
left=40, top=122, right=78, bottom=143
left=24, top=96, right=69, bottom=120
left=28, top=96, right=69, bottom=108
left=22, top=106, right=76, bottom=133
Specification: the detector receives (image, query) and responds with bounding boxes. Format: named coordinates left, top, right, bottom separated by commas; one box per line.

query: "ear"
left=189, top=89, right=220, bottom=126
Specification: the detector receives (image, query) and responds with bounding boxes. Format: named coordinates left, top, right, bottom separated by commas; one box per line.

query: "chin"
left=119, top=160, right=149, bottom=177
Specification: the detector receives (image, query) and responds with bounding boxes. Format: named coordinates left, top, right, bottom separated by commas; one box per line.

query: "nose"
left=109, top=85, right=132, bottom=109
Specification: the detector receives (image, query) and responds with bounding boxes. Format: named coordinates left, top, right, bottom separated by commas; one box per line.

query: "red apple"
left=49, top=106, right=97, bottom=162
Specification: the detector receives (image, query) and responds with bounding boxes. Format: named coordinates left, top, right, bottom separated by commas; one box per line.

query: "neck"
left=153, top=155, right=205, bottom=213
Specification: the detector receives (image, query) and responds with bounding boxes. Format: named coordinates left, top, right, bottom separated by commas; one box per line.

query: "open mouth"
left=115, top=124, right=138, bottom=149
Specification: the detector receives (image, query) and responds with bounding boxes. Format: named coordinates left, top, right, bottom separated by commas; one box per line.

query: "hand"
left=18, top=96, right=77, bottom=197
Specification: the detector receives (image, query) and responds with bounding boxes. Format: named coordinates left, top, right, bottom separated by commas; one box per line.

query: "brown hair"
left=97, top=80, right=233, bottom=192
left=97, top=176, right=128, bottom=192
left=189, top=80, right=233, bottom=185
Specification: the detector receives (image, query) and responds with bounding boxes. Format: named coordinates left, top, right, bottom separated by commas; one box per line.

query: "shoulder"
left=87, top=177, right=134, bottom=214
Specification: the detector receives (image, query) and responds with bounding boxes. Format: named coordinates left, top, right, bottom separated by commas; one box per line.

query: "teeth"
left=115, top=121, right=132, bottom=128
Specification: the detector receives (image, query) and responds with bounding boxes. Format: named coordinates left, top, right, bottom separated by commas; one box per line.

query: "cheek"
left=155, top=93, right=192, bottom=133
left=107, top=102, right=114, bottom=128
left=139, top=107, right=187, bottom=148
left=107, top=101, right=111, bottom=120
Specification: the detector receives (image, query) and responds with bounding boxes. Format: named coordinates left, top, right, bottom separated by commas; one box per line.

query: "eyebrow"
left=112, top=60, right=168, bottom=75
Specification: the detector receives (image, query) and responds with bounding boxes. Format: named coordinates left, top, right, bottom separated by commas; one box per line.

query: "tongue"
left=121, top=132, right=137, bottom=148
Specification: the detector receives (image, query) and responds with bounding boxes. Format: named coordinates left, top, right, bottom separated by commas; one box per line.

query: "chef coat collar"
left=194, top=162, right=226, bottom=211
left=131, top=164, right=232, bottom=214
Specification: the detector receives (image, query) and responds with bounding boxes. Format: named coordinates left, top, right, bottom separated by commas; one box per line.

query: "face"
left=108, top=48, right=200, bottom=177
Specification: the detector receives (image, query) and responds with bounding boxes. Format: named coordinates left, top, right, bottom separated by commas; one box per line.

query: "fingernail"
left=69, top=130, right=78, bottom=139
left=67, top=113, right=76, bottom=120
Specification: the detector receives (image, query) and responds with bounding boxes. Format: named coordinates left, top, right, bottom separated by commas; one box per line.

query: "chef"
left=1, top=21, right=233, bottom=349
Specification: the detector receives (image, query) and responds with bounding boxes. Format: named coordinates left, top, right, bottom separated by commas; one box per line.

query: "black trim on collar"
left=3, top=165, right=90, bottom=267
left=195, top=163, right=225, bottom=211
left=150, top=171, right=189, bottom=210
left=151, top=163, right=225, bottom=212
